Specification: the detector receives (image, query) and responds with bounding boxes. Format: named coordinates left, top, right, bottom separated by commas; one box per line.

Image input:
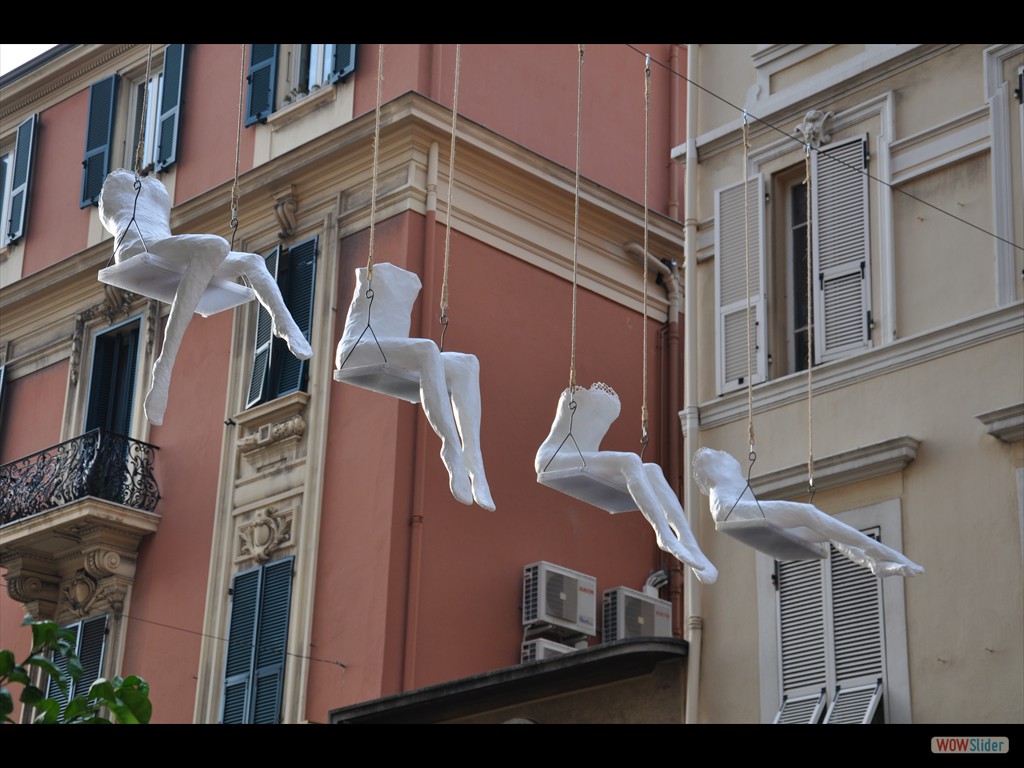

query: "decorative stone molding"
left=237, top=505, right=293, bottom=564
left=272, top=185, right=299, bottom=239
left=749, top=436, right=920, bottom=500
left=976, top=403, right=1024, bottom=443
left=69, top=289, right=140, bottom=386
left=234, top=392, right=309, bottom=477
left=0, top=498, right=159, bottom=621
left=794, top=109, right=834, bottom=148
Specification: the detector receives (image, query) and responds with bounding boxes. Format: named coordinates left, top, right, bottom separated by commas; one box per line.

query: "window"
left=45, top=614, right=108, bottom=722
left=715, top=136, right=872, bottom=394
left=125, top=44, right=186, bottom=174
left=86, top=319, right=140, bottom=436
left=82, top=45, right=186, bottom=207
left=245, top=44, right=356, bottom=125
left=2, top=114, right=38, bottom=243
left=757, top=501, right=912, bottom=723
left=221, top=557, right=294, bottom=724
left=246, top=237, right=317, bottom=409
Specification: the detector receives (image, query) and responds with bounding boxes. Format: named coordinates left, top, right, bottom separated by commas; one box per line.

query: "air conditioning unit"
left=522, top=561, right=597, bottom=637
left=602, top=586, right=672, bottom=641
left=521, top=638, right=577, bottom=663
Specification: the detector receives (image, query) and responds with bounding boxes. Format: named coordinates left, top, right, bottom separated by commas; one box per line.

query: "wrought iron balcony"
left=0, top=429, right=160, bottom=526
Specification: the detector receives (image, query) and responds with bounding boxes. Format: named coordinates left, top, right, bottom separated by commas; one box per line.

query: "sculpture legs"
left=441, top=352, right=494, bottom=511
left=222, top=252, right=312, bottom=360
left=644, top=464, right=718, bottom=583
left=145, top=239, right=226, bottom=425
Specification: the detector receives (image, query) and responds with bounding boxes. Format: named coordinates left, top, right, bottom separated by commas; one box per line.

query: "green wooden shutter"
left=330, top=45, right=357, bottom=83
left=86, top=323, right=140, bottom=434
left=245, top=45, right=278, bottom=126
left=7, top=114, right=37, bottom=242
left=221, top=557, right=293, bottom=724
left=812, top=136, right=871, bottom=363
left=45, top=623, right=78, bottom=718
left=155, top=44, right=186, bottom=172
left=246, top=247, right=280, bottom=409
left=81, top=75, right=118, bottom=207
left=45, top=615, right=107, bottom=722
left=715, top=176, right=767, bottom=394
left=251, top=558, right=293, bottom=724
left=274, top=238, right=317, bottom=397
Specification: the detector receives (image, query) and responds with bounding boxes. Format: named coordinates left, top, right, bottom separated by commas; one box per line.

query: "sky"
left=0, top=44, right=58, bottom=77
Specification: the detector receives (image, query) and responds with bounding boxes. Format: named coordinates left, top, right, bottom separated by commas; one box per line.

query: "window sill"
left=269, top=85, right=337, bottom=131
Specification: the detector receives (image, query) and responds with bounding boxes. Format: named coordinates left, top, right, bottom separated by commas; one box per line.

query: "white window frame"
left=0, top=148, right=14, bottom=245
left=755, top=499, right=912, bottom=723
left=125, top=67, right=165, bottom=173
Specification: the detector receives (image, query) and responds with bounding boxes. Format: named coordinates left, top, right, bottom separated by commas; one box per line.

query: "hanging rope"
left=439, top=44, right=461, bottom=352
left=569, top=44, right=584, bottom=397
left=229, top=44, right=246, bottom=250
left=337, top=43, right=389, bottom=372
left=742, top=111, right=756, bottom=458
left=133, top=45, right=155, bottom=177
left=804, top=142, right=815, bottom=498
left=367, top=43, right=385, bottom=286
left=640, top=54, right=651, bottom=459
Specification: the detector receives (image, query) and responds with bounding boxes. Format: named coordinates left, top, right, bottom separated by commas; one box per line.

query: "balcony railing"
left=0, top=429, right=160, bottom=526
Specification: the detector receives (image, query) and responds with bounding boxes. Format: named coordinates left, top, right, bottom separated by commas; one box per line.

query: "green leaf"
left=23, top=654, right=63, bottom=682
left=1, top=687, right=13, bottom=719
left=118, top=685, right=152, bottom=724
left=63, top=696, right=91, bottom=722
left=6, top=666, right=31, bottom=687
left=87, top=678, right=116, bottom=703
left=31, top=698, right=60, bottom=724
left=65, top=652, right=83, bottom=684
left=19, top=684, right=45, bottom=705
left=0, top=649, right=14, bottom=677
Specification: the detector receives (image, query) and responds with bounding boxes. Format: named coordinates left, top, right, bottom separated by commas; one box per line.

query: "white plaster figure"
left=692, top=447, right=924, bottom=577
left=334, top=262, right=494, bottom=511
left=98, top=169, right=313, bottom=426
left=535, top=383, right=718, bottom=583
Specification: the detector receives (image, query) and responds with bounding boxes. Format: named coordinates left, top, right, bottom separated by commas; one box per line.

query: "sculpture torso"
left=99, top=169, right=174, bottom=262
left=535, top=383, right=621, bottom=472
left=339, top=263, right=423, bottom=354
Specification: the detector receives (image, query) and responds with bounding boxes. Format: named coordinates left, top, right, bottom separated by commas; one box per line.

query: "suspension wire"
left=631, top=44, right=1022, bottom=254
left=228, top=44, right=247, bottom=250
left=742, top=111, right=755, bottom=458
left=569, top=44, right=584, bottom=397
left=133, top=45, right=155, bottom=177
left=805, top=142, right=816, bottom=500
left=439, top=44, right=461, bottom=352
left=640, top=53, right=651, bottom=460
left=338, top=43, right=389, bottom=372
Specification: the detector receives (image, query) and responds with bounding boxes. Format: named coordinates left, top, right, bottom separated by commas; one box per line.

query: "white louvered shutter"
left=812, top=136, right=871, bottom=363
left=716, top=176, right=767, bottom=394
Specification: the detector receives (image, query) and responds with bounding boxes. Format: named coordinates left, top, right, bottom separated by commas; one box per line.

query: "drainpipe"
left=401, top=141, right=440, bottom=690
left=624, top=242, right=682, bottom=636
left=682, top=42, right=704, bottom=725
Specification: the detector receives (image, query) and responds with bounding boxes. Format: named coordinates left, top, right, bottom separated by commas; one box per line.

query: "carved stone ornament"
left=62, top=570, right=99, bottom=617
left=238, top=506, right=292, bottom=564
left=794, top=109, right=834, bottom=149
left=238, top=414, right=307, bottom=453
left=69, top=288, right=140, bottom=386
left=272, top=186, right=299, bottom=239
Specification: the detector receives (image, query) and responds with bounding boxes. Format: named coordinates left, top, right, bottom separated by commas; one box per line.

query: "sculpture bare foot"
left=440, top=442, right=473, bottom=506
left=272, top=320, right=312, bottom=360
left=468, top=466, right=495, bottom=511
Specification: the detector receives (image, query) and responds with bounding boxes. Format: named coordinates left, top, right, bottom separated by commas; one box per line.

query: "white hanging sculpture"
left=334, top=262, right=494, bottom=511
left=536, top=383, right=717, bottom=583
left=692, top=447, right=924, bottom=577
left=98, top=169, right=313, bottom=426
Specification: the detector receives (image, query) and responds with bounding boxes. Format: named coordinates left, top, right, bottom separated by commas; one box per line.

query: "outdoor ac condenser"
left=602, top=586, right=672, bottom=641
left=522, top=561, right=597, bottom=637
left=521, top=638, right=577, bottom=663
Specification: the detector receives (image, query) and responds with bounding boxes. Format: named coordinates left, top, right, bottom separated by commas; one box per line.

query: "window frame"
left=84, top=316, right=142, bottom=437
left=44, top=614, right=108, bottom=722
left=2, top=114, right=38, bottom=244
left=755, top=499, right=912, bottom=723
left=123, top=44, right=186, bottom=175
left=246, top=44, right=356, bottom=125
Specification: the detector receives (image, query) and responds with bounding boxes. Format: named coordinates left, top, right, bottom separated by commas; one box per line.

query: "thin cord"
left=439, top=44, right=461, bottom=351
left=230, top=44, right=246, bottom=249
left=569, top=44, right=584, bottom=395
left=804, top=143, right=815, bottom=494
left=631, top=44, right=1022, bottom=254
left=640, top=54, right=651, bottom=457
left=367, top=43, right=385, bottom=284
left=133, top=45, right=155, bottom=177
left=742, top=112, right=755, bottom=455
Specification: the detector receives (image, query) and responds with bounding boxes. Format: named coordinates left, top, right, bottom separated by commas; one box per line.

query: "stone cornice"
left=975, top=403, right=1024, bottom=444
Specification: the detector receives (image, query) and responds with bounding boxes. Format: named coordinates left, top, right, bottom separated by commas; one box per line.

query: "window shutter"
left=222, top=567, right=261, bottom=724
left=715, top=176, right=767, bottom=394
left=86, top=324, right=140, bottom=434
left=7, top=114, right=37, bottom=242
left=777, top=557, right=828, bottom=697
left=86, top=333, right=117, bottom=432
left=46, top=623, right=79, bottom=718
left=221, top=557, right=293, bottom=724
left=155, top=44, right=186, bottom=172
left=812, top=136, right=871, bottom=363
left=274, top=238, right=317, bottom=397
left=245, top=45, right=278, bottom=126
left=81, top=75, right=118, bottom=207
left=250, top=558, right=293, bottom=724
left=45, top=615, right=107, bottom=722
left=246, top=247, right=280, bottom=409
left=330, top=45, right=357, bottom=83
